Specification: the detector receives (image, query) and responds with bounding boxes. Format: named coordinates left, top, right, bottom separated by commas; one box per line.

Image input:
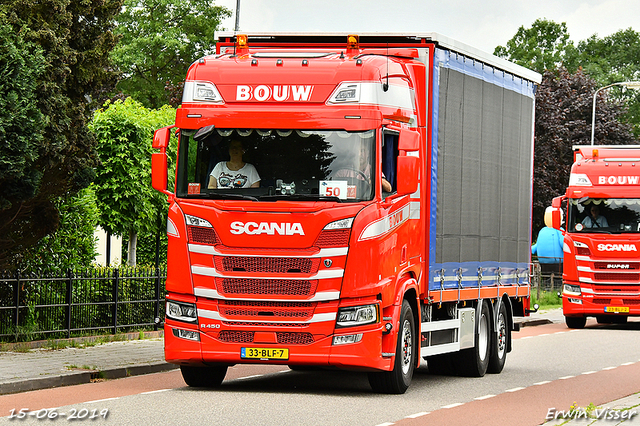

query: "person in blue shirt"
left=531, top=207, right=564, bottom=273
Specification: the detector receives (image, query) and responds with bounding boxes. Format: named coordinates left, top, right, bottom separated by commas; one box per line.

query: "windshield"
left=568, top=198, right=640, bottom=233
left=175, top=128, right=378, bottom=202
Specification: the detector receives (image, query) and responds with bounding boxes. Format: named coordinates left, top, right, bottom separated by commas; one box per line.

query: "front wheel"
left=180, top=365, right=228, bottom=388
left=368, top=300, right=416, bottom=394
left=565, top=316, right=587, bottom=329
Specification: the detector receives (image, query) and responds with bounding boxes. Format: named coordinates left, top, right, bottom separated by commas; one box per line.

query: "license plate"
left=241, top=347, right=289, bottom=360
left=604, top=306, right=629, bottom=313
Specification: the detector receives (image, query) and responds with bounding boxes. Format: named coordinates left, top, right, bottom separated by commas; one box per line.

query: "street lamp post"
left=235, top=0, right=241, bottom=31
left=591, top=81, right=640, bottom=145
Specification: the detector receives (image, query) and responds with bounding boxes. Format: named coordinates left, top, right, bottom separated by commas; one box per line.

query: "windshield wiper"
left=258, top=194, right=342, bottom=202
left=194, top=193, right=259, bottom=201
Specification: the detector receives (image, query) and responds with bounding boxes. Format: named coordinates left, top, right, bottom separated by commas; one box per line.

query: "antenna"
left=383, top=43, right=389, bottom=92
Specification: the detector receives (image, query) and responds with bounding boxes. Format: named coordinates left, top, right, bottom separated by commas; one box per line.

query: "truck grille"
left=592, top=298, right=611, bottom=304
left=217, top=278, right=318, bottom=296
left=188, top=226, right=219, bottom=244
left=215, top=256, right=319, bottom=273
left=219, top=300, right=314, bottom=319
left=217, top=330, right=314, bottom=345
left=594, top=262, right=640, bottom=270
left=223, top=321, right=307, bottom=327
left=218, top=331, right=254, bottom=343
left=594, top=272, right=640, bottom=281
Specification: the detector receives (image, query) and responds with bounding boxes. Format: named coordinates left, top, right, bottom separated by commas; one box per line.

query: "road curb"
left=0, top=362, right=178, bottom=396
left=517, top=318, right=553, bottom=327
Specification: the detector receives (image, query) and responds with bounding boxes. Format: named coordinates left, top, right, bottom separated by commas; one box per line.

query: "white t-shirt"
left=210, top=162, right=260, bottom=189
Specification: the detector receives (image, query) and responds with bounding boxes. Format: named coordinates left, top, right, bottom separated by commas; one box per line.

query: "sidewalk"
left=0, top=332, right=175, bottom=395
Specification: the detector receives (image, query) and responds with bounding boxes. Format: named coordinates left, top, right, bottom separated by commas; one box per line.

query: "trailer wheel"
left=487, top=302, right=508, bottom=374
left=180, top=365, right=228, bottom=387
left=456, top=301, right=490, bottom=377
left=368, top=300, right=416, bottom=394
left=565, top=316, right=586, bottom=329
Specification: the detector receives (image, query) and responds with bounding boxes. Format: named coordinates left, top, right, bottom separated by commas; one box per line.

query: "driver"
left=334, top=144, right=391, bottom=192
left=582, top=204, right=608, bottom=228
left=208, top=140, right=260, bottom=189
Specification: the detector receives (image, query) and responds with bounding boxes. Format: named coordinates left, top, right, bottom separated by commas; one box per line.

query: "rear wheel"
left=180, top=365, right=228, bottom=388
left=368, top=300, right=416, bottom=394
left=565, top=316, right=587, bottom=329
left=487, top=302, right=508, bottom=374
left=456, top=301, right=490, bottom=377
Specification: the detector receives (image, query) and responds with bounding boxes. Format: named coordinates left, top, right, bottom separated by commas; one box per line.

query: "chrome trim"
left=194, top=287, right=341, bottom=302
left=191, top=265, right=344, bottom=280
left=198, top=308, right=336, bottom=324
left=188, top=244, right=348, bottom=258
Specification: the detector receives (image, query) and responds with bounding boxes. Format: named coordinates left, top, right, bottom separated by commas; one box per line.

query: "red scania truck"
left=151, top=32, right=540, bottom=393
left=551, top=145, right=640, bottom=328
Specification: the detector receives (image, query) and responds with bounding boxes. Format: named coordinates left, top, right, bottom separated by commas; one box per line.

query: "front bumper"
left=164, top=320, right=392, bottom=372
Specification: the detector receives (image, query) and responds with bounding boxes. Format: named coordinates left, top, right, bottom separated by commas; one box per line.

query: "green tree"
left=17, top=188, right=100, bottom=273
left=565, top=29, right=640, bottom=137
left=532, top=68, right=635, bottom=236
left=494, top=18, right=573, bottom=74
left=111, top=0, right=231, bottom=108
left=90, top=98, right=175, bottom=265
left=0, top=0, right=122, bottom=270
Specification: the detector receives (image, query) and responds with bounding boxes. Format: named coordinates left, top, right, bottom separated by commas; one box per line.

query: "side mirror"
left=152, top=126, right=174, bottom=195
left=549, top=196, right=565, bottom=230
left=396, top=156, right=419, bottom=195
left=152, top=152, right=168, bottom=192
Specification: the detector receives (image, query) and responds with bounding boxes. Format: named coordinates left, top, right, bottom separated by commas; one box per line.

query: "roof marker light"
left=237, top=34, right=248, bottom=48
left=347, top=34, right=359, bottom=49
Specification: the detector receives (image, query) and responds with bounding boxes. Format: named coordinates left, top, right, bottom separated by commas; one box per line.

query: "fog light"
left=172, top=328, right=200, bottom=341
left=332, top=334, right=363, bottom=345
left=568, top=298, right=583, bottom=305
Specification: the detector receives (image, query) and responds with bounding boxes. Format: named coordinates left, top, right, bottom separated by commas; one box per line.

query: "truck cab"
left=552, top=145, right=640, bottom=328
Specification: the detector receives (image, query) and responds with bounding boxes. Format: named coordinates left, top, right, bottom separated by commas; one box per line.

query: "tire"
left=565, top=316, right=587, bottom=329
left=456, top=301, right=490, bottom=377
left=368, top=300, right=416, bottom=394
left=180, top=365, right=228, bottom=388
left=487, top=301, right=509, bottom=374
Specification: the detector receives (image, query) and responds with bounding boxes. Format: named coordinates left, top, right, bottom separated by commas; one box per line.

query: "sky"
left=214, top=0, right=639, bottom=54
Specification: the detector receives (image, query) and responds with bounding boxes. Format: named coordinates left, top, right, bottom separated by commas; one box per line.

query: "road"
left=1, top=318, right=639, bottom=426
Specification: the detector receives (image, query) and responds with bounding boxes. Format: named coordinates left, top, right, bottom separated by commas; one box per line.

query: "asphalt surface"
left=0, top=309, right=638, bottom=425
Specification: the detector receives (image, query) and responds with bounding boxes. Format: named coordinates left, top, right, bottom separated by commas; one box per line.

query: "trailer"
left=152, top=32, right=540, bottom=393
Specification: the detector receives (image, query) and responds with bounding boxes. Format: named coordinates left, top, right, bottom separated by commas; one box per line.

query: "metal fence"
left=0, top=267, right=166, bottom=341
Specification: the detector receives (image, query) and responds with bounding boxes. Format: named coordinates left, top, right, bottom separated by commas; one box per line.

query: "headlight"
left=336, top=304, right=378, bottom=327
left=324, top=217, right=354, bottom=230
left=563, top=284, right=582, bottom=296
left=166, top=300, right=198, bottom=323
left=185, top=214, right=213, bottom=228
